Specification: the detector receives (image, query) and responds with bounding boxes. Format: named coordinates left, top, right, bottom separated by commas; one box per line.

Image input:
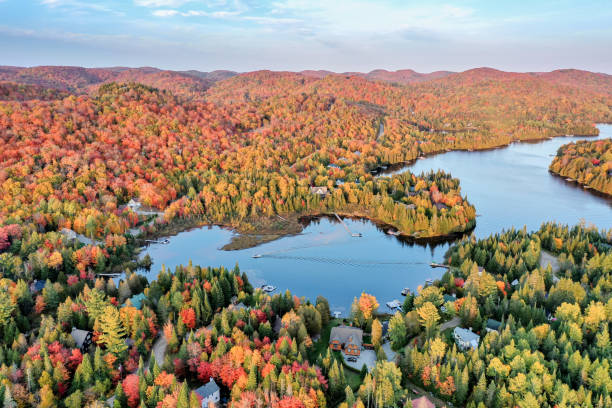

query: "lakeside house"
left=486, top=319, right=502, bottom=332
left=71, top=327, right=93, bottom=352
left=411, top=396, right=435, bottom=408
left=329, top=325, right=363, bottom=356
left=453, top=327, right=480, bottom=350
left=310, top=186, right=329, bottom=197
left=194, top=378, right=220, bottom=408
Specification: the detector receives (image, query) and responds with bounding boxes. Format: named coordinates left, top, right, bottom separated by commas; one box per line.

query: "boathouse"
left=329, top=325, right=363, bottom=356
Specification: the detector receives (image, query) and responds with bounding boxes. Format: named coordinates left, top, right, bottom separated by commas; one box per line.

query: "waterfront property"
left=329, top=325, right=363, bottom=356
left=453, top=327, right=480, bottom=350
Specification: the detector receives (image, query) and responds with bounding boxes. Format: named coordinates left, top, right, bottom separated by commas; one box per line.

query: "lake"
left=141, top=125, right=612, bottom=314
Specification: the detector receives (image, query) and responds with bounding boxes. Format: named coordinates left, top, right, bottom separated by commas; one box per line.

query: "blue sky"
left=1, top=0, right=611, bottom=73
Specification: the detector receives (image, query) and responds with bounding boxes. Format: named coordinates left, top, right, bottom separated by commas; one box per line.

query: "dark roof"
left=443, top=294, right=456, bottom=302
left=486, top=319, right=502, bottom=331
left=330, top=325, right=363, bottom=347
left=194, top=379, right=220, bottom=398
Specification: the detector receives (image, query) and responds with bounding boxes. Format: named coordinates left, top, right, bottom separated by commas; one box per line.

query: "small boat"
left=565, top=178, right=574, bottom=182
left=351, top=233, right=362, bottom=237
left=418, top=156, right=425, bottom=159
left=252, top=254, right=262, bottom=258
left=387, top=229, right=400, bottom=236
left=425, top=278, right=434, bottom=285
left=401, top=288, right=410, bottom=296
left=261, top=285, right=277, bottom=293
left=386, top=300, right=402, bottom=310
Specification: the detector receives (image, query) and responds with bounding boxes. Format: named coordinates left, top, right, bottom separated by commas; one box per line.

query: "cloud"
left=152, top=9, right=179, bottom=17
left=134, top=0, right=191, bottom=6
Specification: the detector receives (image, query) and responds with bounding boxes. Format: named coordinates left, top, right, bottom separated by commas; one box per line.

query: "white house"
left=194, top=378, right=220, bottom=408
left=453, top=327, right=480, bottom=351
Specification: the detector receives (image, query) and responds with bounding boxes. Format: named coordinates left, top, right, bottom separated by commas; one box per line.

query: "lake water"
left=142, top=125, right=612, bottom=314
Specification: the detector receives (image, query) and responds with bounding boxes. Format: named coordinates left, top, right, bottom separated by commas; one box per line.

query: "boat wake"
left=259, top=254, right=427, bottom=267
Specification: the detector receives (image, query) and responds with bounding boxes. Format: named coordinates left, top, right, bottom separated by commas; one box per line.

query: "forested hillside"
left=0, top=66, right=611, bottom=407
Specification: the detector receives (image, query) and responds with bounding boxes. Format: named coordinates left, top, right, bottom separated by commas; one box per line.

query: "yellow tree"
left=97, top=306, right=128, bottom=357
left=417, top=302, right=440, bottom=337
left=371, top=319, right=382, bottom=348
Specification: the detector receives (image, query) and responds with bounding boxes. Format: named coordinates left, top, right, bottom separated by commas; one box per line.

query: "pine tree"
left=97, top=306, right=128, bottom=357
left=176, top=382, right=189, bottom=408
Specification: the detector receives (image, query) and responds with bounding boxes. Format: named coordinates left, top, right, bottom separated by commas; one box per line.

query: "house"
left=443, top=294, right=456, bottom=303
left=194, top=378, right=220, bottom=408
left=310, top=186, right=329, bottom=197
left=511, top=279, right=520, bottom=287
left=127, top=199, right=141, bottom=211
left=411, top=396, right=435, bottom=408
left=453, top=327, right=480, bottom=350
left=329, top=325, right=363, bottom=356
left=434, top=202, right=449, bottom=211
left=327, top=164, right=341, bottom=169
left=486, top=319, right=502, bottom=332
left=71, top=327, right=93, bottom=352
left=335, top=179, right=345, bottom=186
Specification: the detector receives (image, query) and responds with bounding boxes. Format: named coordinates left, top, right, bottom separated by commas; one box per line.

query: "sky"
left=1, top=0, right=611, bottom=73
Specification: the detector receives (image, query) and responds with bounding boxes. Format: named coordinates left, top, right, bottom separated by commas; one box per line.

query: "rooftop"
left=330, top=325, right=363, bottom=346
left=194, top=378, right=220, bottom=398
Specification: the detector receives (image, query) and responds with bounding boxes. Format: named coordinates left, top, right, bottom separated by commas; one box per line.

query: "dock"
left=430, top=262, right=450, bottom=269
left=333, top=213, right=362, bottom=237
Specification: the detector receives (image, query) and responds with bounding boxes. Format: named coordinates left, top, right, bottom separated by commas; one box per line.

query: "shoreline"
left=137, top=209, right=476, bottom=252
left=548, top=170, right=612, bottom=199
left=373, top=128, right=602, bottom=176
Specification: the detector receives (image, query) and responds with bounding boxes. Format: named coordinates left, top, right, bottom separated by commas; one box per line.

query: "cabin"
left=486, top=319, right=502, bottom=333
left=335, top=179, right=345, bottom=186
left=327, top=164, right=341, bottom=169
left=310, top=186, right=329, bottom=197
left=329, top=325, right=363, bottom=356
left=434, top=202, right=449, bottom=211
left=194, top=378, right=220, bottom=408
left=511, top=279, right=519, bottom=287
left=71, top=327, right=93, bottom=352
left=453, top=327, right=480, bottom=351
left=411, top=396, right=435, bottom=408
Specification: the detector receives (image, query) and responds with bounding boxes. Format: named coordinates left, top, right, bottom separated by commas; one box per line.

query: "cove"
left=141, top=125, right=612, bottom=314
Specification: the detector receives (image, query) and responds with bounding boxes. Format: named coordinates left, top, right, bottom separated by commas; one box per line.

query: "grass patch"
left=308, top=319, right=341, bottom=363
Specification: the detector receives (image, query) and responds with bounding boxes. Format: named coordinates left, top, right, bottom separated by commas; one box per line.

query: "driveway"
left=540, top=250, right=560, bottom=274
left=150, top=336, right=167, bottom=367
left=438, top=316, right=460, bottom=332
left=344, top=349, right=376, bottom=372
left=382, top=342, right=397, bottom=362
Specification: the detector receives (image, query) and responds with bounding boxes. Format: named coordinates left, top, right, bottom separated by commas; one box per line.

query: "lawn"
left=308, top=319, right=364, bottom=391
left=307, top=318, right=341, bottom=363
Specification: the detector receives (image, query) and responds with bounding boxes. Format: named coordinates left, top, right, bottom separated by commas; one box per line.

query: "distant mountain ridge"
left=1, top=65, right=611, bottom=99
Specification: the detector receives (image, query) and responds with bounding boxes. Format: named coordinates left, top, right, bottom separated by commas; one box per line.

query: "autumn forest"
left=0, top=65, right=611, bottom=408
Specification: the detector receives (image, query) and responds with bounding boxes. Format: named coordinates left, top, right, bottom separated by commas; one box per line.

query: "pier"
left=430, top=262, right=450, bottom=269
